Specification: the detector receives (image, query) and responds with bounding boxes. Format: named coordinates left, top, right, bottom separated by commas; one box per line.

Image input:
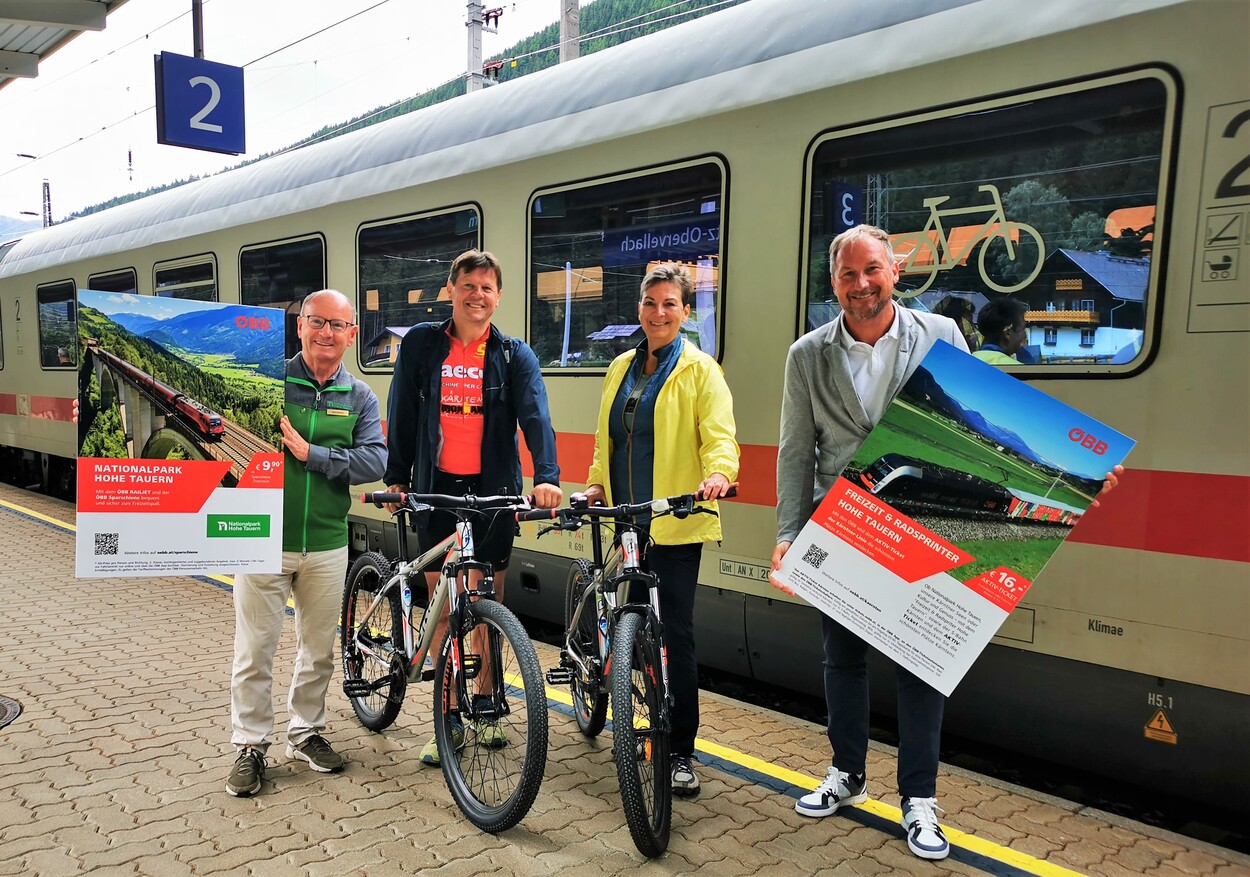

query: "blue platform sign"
left=155, top=51, right=245, bottom=155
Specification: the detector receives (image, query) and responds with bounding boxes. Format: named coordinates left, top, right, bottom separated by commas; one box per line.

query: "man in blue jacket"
left=384, top=249, right=561, bottom=764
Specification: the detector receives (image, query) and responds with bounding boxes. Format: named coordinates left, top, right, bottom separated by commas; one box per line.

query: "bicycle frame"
left=565, top=523, right=671, bottom=705
left=908, top=185, right=1017, bottom=269
left=350, top=498, right=509, bottom=699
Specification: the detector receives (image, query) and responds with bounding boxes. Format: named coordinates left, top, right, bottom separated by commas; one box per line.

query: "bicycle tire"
left=978, top=222, right=1045, bottom=293
left=434, top=599, right=548, bottom=833
left=564, top=559, right=608, bottom=737
left=895, top=234, right=941, bottom=297
left=610, top=610, right=671, bottom=858
left=341, top=551, right=406, bottom=731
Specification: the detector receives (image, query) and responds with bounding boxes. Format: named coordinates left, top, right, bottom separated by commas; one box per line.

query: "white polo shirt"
left=839, top=308, right=902, bottom=426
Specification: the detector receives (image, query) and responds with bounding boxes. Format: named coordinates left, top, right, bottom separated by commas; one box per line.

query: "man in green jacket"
left=227, top=289, right=386, bottom=797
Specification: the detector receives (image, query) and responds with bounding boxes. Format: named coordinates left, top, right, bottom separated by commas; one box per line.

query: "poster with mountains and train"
left=74, top=290, right=286, bottom=578
left=772, top=340, right=1134, bottom=696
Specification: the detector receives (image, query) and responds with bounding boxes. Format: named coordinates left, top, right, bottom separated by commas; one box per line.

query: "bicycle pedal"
left=420, top=666, right=436, bottom=682
left=461, top=654, right=482, bottom=679
left=342, top=679, right=373, bottom=698
left=545, top=667, right=573, bottom=685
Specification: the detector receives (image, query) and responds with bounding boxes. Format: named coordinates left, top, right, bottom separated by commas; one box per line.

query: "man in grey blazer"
left=770, top=224, right=966, bottom=860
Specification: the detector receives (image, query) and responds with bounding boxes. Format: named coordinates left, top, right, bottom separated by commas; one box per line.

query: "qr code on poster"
left=801, top=544, right=828, bottom=569
left=94, top=533, right=119, bottom=556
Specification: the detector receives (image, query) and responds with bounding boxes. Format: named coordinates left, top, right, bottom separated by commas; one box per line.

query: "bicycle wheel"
left=978, top=222, right=1045, bottom=293
left=610, top=610, right=671, bottom=858
left=564, top=559, right=608, bottom=737
left=341, top=551, right=406, bottom=732
left=434, top=598, right=548, bottom=833
left=894, top=234, right=941, bottom=297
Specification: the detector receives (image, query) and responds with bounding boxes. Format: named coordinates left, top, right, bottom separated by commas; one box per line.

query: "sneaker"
left=472, top=695, right=507, bottom=748
left=286, top=734, right=345, bottom=773
left=795, top=767, right=867, bottom=817
left=671, top=755, right=701, bottom=797
left=225, top=746, right=265, bottom=797
left=419, top=720, right=464, bottom=766
left=901, top=796, right=949, bottom=860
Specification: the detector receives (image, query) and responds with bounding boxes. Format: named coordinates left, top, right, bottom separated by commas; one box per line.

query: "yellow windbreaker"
left=587, top=342, right=739, bottom=545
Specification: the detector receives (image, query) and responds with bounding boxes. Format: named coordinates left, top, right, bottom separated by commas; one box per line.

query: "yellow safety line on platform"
left=1, top=497, right=78, bottom=530
left=1, top=497, right=1084, bottom=877
left=544, top=682, right=1088, bottom=877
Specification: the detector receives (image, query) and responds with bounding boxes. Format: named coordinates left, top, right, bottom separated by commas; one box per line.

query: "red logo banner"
left=78, top=458, right=231, bottom=513
left=813, top=478, right=975, bottom=583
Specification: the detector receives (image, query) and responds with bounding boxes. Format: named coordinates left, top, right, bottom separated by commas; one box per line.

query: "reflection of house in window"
left=362, top=326, right=411, bottom=366
left=1018, top=249, right=1149, bottom=363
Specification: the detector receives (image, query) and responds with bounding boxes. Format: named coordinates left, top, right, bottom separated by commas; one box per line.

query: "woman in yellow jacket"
left=584, top=263, right=739, bottom=798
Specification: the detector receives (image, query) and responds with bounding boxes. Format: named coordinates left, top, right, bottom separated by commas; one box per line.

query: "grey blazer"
left=776, top=306, right=968, bottom=544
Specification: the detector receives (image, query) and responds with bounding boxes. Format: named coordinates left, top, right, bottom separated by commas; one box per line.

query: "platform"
left=1, top=482, right=1245, bottom=877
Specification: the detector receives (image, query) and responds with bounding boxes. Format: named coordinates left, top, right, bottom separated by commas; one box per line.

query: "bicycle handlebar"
left=515, top=484, right=737, bottom=523
left=360, top=490, right=532, bottom=511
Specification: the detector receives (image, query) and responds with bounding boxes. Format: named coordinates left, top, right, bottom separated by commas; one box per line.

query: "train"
left=0, top=0, right=1246, bottom=815
left=857, top=453, right=1014, bottom=517
left=857, top=453, right=1082, bottom=524
left=85, top=342, right=226, bottom=441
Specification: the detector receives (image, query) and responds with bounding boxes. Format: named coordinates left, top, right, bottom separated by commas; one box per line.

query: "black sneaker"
left=286, top=734, right=345, bottom=773
left=226, top=746, right=265, bottom=797
left=672, top=755, right=701, bottom=796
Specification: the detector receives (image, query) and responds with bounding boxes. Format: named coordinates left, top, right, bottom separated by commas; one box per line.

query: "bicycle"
left=890, top=183, right=1045, bottom=296
left=518, top=486, right=735, bottom=857
left=340, top=490, right=548, bottom=833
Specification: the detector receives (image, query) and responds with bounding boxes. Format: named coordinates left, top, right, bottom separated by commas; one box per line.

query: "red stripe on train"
left=527, top=433, right=1249, bottom=565
left=1064, top=469, right=1250, bottom=564
left=0, top=394, right=17, bottom=416
left=29, top=396, right=75, bottom=422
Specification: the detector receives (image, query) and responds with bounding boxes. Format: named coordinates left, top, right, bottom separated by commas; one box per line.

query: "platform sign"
left=74, top=292, right=285, bottom=578
left=155, top=51, right=246, bottom=155
left=772, top=341, right=1134, bottom=696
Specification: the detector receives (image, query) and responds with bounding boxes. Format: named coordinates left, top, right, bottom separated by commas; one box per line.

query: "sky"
left=0, top=0, right=568, bottom=224
left=923, top=340, right=1135, bottom=480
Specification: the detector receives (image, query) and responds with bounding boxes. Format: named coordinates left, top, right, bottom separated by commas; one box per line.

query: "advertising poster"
left=773, top=340, right=1134, bottom=696
left=74, top=291, right=286, bottom=577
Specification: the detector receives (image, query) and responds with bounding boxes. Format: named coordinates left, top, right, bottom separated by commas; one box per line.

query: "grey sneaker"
left=226, top=746, right=265, bottom=797
left=795, top=767, right=867, bottom=817
left=286, top=734, right=345, bottom=773
left=672, top=755, right=701, bottom=796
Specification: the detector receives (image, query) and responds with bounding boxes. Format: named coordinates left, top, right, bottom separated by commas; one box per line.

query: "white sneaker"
left=795, top=767, right=867, bottom=817
left=901, top=796, right=949, bottom=860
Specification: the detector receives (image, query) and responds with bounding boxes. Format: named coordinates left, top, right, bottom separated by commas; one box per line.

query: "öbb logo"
left=235, top=316, right=271, bottom=330
left=1068, top=428, right=1107, bottom=456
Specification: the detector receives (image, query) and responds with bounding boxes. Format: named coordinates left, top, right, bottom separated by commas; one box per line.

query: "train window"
left=88, top=269, right=137, bottom=295
left=37, top=280, right=77, bottom=369
left=154, top=257, right=217, bottom=302
left=803, top=73, right=1173, bottom=371
left=528, top=159, right=726, bottom=370
left=241, top=235, right=327, bottom=359
left=356, top=206, right=480, bottom=371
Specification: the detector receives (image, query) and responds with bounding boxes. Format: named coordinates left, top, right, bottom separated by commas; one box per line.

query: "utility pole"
left=559, top=0, right=580, bottom=62
left=466, top=2, right=502, bottom=93
left=41, top=179, right=52, bottom=228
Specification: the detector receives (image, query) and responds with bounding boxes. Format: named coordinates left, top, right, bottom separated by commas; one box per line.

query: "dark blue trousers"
left=644, top=542, right=702, bottom=758
left=822, top=613, right=944, bottom=798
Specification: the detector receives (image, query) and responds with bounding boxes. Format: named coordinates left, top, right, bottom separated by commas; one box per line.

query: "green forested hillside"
left=72, top=0, right=745, bottom=218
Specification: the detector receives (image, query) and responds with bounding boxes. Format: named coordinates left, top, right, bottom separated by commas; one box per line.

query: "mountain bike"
left=341, top=490, right=548, bottom=833
left=518, top=486, right=735, bottom=857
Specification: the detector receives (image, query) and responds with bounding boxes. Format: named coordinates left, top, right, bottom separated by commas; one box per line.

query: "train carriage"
left=1, top=0, right=1246, bottom=814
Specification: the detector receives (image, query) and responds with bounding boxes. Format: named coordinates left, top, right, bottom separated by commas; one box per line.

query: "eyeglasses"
left=302, top=315, right=354, bottom=333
